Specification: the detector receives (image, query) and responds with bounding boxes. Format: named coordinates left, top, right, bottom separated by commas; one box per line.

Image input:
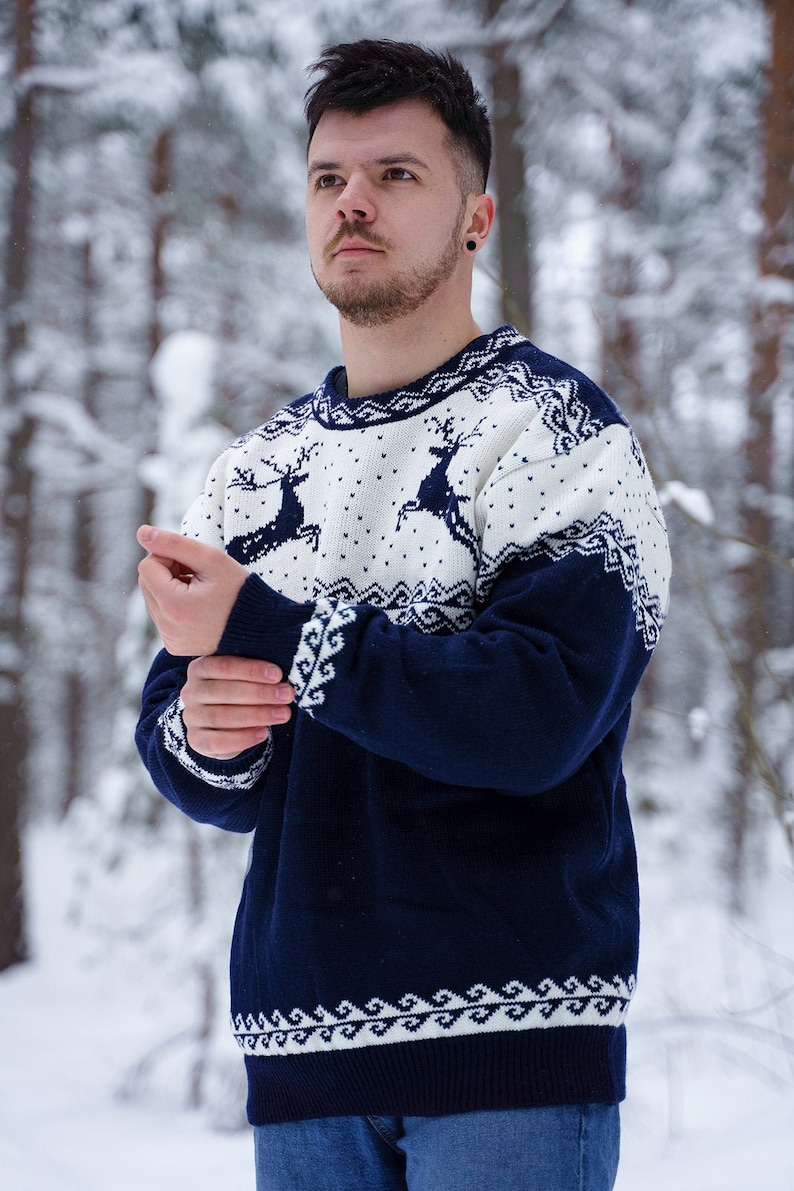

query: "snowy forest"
left=1, top=0, right=793, bottom=1187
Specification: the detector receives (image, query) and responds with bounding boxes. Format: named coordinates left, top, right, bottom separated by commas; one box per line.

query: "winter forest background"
left=1, top=0, right=793, bottom=1187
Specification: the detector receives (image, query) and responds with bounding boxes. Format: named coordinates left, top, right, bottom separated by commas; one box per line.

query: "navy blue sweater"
left=137, top=326, right=670, bottom=1124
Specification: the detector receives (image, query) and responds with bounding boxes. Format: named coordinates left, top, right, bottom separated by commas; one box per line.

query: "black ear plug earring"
left=466, top=240, right=477, bottom=251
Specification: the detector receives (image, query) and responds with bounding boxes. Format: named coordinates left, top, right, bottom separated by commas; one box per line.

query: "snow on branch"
left=17, top=53, right=196, bottom=124
left=754, top=275, right=794, bottom=308
left=468, top=0, right=574, bottom=48
left=659, top=480, right=715, bottom=527
left=743, top=484, right=794, bottom=525
left=16, top=66, right=98, bottom=96
left=23, top=391, right=137, bottom=468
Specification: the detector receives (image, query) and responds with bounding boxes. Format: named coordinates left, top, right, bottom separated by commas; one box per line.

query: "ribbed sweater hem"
left=244, top=1026, right=626, bottom=1124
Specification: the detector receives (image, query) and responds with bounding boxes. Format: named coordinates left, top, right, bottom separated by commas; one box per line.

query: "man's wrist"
left=217, top=573, right=312, bottom=673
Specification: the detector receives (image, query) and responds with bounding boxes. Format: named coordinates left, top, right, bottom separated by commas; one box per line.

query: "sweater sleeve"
left=135, top=647, right=272, bottom=831
left=216, top=427, right=670, bottom=794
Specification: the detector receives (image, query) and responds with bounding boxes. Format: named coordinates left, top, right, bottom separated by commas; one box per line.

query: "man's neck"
left=339, top=303, right=484, bottom=399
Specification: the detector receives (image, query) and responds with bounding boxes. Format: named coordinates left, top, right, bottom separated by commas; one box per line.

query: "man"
left=136, top=40, right=670, bottom=1191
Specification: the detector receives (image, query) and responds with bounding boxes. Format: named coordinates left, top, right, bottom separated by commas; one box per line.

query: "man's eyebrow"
left=307, top=153, right=431, bottom=178
left=374, top=154, right=431, bottom=171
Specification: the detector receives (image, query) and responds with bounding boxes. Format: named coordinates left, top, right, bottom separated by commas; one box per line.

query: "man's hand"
left=137, top=524, right=248, bottom=656
left=180, top=655, right=294, bottom=759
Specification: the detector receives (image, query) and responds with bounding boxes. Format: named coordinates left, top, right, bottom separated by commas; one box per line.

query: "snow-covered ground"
left=0, top=826, right=254, bottom=1191
left=2, top=823, right=792, bottom=1190
left=616, top=829, right=794, bottom=1191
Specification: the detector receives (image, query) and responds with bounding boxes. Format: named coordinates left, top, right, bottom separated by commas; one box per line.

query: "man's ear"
left=463, top=193, right=496, bottom=253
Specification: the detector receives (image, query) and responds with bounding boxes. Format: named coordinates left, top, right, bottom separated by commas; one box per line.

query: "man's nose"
left=336, top=175, right=375, bottom=222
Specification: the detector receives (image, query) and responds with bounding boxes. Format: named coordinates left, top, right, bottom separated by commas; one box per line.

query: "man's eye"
left=385, top=168, right=414, bottom=181
left=316, top=174, right=341, bottom=189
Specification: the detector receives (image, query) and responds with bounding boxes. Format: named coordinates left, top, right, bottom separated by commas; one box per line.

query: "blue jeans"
left=253, top=1104, right=620, bottom=1190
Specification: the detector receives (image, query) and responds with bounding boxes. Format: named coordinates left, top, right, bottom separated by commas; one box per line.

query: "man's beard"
left=313, top=211, right=466, bottom=329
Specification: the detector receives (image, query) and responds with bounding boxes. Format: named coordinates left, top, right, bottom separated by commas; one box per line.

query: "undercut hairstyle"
left=304, top=40, right=492, bottom=195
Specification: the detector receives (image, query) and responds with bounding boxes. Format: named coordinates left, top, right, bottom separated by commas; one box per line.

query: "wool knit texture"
left=137, top=325, right=671, bottom=1125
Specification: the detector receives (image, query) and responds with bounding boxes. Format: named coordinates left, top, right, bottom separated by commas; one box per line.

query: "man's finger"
left=183, top=701, right=292, bottom=732
left=135, top=526, right=249, bottom=656
left=188, top=655, right=285, bottom=685
left=185, top=677, right=295, bottom=707
left=136, top=524, right=224, bottom=575
left=184, top=725, right=274, bottom=760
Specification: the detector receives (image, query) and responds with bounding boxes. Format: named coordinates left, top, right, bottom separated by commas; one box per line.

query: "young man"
left=136, top=40, right=670, bottom=1191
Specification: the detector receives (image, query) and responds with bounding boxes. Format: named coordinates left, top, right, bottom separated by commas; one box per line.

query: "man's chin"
left=320, top=282, right=419, bottom=328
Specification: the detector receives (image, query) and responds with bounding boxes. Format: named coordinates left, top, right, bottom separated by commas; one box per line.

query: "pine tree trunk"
left=731, top=0, right=794, bottom=899
left=600, top=114, right=660, bottom=757
left=149, top=129, right=173, bottom=362
left=484, top=0, right=533, bottom=335
left=600, top=150, right=646, bottom=424
left=598, top=0, right=655, bottom=453
left=0, top=0, right=37, bottom=972
left=61, top=232, right=98, bottom=817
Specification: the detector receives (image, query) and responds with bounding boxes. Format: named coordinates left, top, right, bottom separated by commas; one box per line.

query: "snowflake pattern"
left=232, top=975, right=635, bottom=1056
left=289, top=599, right=358, bottom=711
left=311, top=577, right=475, bottom=634
left=161, top=697, right=273, bottom=788
left=506, top=368, right=609, bottom=453
left=311, top=327, right=524, bottom=429
left=479, top=510, right=666, bottom=651
left=241, top=393, right=317, bottom=444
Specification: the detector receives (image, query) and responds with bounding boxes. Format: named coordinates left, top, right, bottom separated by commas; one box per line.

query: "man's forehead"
left=307, top=99, right=452, bottom=169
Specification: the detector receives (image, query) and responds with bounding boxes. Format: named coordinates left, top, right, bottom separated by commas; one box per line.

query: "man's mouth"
left=333, top=240, right=384, bottom=256
left=326, top=225, right=390, bottom=258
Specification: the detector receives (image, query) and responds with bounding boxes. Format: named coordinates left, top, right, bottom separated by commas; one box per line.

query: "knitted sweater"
left=137, top=325, right=671, bottom=1125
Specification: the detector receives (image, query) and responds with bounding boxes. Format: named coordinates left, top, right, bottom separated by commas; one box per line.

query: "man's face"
left=305, top=99, right=472, bottom=328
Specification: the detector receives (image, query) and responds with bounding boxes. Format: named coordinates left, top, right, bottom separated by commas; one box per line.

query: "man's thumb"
left=137, top=524, right=162, bottom=549
left=137, top=525, right=207, bottom=569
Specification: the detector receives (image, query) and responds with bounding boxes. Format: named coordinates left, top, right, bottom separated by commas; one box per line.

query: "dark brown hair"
left=304, top=40, right=492, bottom=194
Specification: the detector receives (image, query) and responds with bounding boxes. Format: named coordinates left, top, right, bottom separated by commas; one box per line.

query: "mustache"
left=326, top=221, right=391, bottom=255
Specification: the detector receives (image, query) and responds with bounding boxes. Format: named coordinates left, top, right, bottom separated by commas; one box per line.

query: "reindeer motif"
left=226, top=446, right=321, bottom=565
left=396, top=417, right=484, bottom=559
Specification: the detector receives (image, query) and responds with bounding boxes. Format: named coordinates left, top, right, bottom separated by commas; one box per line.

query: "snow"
left=2, top=823, right=792, bottom=1190
left=616, top=833, right=794, bottom=1190
left=0, top=826, right=254, bottom=1191
left=659, top=480, right=716, bottom=527
left=755, top=275, right=794, bottom=309
left=17, top=66, right=98, bottom=95
left=141, top=331, right=234, bottom=529
left=25, top=391, right=138, bottom=469
left=86, top=51, right=198, bottom=125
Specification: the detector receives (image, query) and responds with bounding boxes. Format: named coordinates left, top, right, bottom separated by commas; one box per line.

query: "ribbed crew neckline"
left=312, top=325, right=524, bottom=430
